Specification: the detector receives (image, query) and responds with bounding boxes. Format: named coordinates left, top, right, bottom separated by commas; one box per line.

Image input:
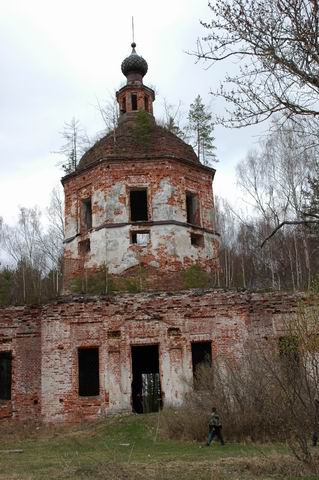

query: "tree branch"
left=261, top=220, right=319, bottom=248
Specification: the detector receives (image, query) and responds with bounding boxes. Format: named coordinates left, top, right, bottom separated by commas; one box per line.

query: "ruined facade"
left=0, top=45, right=312, bottom=424
left=0, top=291, right=313, bottom=423
left=63, top=43, right=219, bottom=293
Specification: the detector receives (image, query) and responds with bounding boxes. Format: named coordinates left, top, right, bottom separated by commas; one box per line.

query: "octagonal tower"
left=62, top=44, right=220, bottom=293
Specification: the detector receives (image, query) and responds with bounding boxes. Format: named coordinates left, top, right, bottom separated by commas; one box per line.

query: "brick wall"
left=0, top=305, right=41, bottom=420
left=63, top=157, right=219, bottom=293
left=1, top=289, right=316, bottom=423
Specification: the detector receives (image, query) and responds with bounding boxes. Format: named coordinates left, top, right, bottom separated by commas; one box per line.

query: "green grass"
left=0, top=414, right=317, bottom=479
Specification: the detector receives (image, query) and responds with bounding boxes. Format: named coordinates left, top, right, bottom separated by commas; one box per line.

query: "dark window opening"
left=191, top=342, right=212, bottom=389
left=81, top=198, right=92, bottom=231
left=78, top=239, right=90, bottom=255
left=121, top=98, right=126, bottom=113
left=130, top=189, right=148, bottom=221
left=186, top=192, right=200, bottom=225
left=167, top=327, right=181, bottom=337
left=190, top=233, right=204, bottom=247
left=144, top=96, right=149, bottom=112
left=131, top=94, right=138, bottom=111
left=0, top=352, right=12, bottom=400
left=131, top=345, right=162, bottom=414
left=107, top=330, right=121, bottom=339
left=131, top=230, right=150, bottom=246
left=78, top=347, right=99, bottom=397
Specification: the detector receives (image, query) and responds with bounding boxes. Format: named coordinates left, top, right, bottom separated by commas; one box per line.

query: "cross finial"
left=132, top=16, right=135, bottom=44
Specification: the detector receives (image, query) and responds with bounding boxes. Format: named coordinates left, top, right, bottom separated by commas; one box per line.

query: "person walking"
left=207, top=406, right=225, bottom=446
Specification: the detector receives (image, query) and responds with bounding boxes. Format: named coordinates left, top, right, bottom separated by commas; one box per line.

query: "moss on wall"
left=68, top=265, right=215, bottom=294
left=182, top=265, right=212, bottom=289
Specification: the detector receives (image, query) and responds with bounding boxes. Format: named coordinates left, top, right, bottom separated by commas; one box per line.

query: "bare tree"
left=236, top=120, right=318, bottom=283
left=214, top=196, right=238, bottom=287
left=159, top=99, right=187, bottom=140
left=0, top=189, right=65, bottom=303
left=58, top=117, right=90, bottom=174
left=0, top=208, right=47, bottom=302
left=193, top=0, right=319, bottom=128
left=37, top=188, right=64, bottom=293
left=212, top=120, right=319, bottom=290
left=237, top=123, right=315, bottom=223
left=96, top=93, right=119, bottom=145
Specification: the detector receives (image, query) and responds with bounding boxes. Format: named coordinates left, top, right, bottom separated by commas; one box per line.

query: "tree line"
left=0, top=189, right=64, bottom=305
left=192, top=0, right=319, bottom=291
left=2, top=122, right=317, bottom=302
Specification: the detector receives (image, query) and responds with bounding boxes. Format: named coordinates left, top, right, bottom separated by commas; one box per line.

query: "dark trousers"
left=312, top=431, right=318, bottom=447
left=207, top=426, right=225, bottom=445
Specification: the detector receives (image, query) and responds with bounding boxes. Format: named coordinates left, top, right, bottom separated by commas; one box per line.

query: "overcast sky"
left=0, top=0, right=265, bottom=226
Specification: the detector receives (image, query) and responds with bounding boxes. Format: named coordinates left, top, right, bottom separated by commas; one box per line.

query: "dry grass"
left=1, top=414, right=319, bottom=479
left=38, top=454, right=319, bottom=480
left=216, top=453, right=319, bottom=477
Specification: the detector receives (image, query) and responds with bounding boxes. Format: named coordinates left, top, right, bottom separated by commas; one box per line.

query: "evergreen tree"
left=188, top=95, right=217, bottom=165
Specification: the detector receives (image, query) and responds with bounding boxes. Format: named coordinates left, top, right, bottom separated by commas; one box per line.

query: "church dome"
left=121, top=43, right=148, bottom=79
left=77, top=120, right=199, bottom=171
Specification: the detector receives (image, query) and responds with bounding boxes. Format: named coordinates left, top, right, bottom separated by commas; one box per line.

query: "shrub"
left=182, top=265, right=212, bottom=289
left=161, top=303, right=319, bottom=473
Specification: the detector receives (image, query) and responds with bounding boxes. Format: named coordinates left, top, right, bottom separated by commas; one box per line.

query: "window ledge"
left=78, top=395, right=101, bottom=401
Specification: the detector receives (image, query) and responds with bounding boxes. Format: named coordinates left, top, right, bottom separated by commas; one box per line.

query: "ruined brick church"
left=63, top=42, right=219, bottom=293
left=0, top=44, right=306, bottom=423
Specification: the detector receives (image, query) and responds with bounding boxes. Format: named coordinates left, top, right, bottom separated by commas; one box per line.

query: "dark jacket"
left=209, top=411, right=222, bottom=429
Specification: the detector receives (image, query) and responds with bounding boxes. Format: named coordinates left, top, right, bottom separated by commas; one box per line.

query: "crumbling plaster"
left=1, top=290, right=315, bottom=423
left=71, top=225, right=217, bottom=275
left=63, top=158, right=219, bottom=289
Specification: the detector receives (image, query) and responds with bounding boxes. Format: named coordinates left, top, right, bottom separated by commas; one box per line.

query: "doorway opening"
left=131, top=345, right=162, bottom=413
left=191, top=341, right=212, bottom=389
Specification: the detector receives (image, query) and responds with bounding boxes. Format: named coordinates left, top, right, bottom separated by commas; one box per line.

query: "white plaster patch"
left=92, top=190, right=106, bottom=227
left=64, top=194, right=78, bottom=238
left=149, top=260, right=159, bottom=268
left=65, top=239, right=78, bottom=258
left=105, top=182, right=127, bottom=223
left=152, top=179, right=181, bottom=221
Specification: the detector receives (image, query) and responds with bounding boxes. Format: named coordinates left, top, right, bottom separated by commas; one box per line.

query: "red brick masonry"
left=0, top=289, right=317, bottom=423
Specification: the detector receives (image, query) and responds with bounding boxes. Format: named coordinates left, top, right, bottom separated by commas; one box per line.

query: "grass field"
left=0, top=413, right=318, bottom=480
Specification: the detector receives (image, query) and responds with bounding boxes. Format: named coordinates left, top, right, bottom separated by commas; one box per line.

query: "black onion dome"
left=121, top=42, right=148, bottom=78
